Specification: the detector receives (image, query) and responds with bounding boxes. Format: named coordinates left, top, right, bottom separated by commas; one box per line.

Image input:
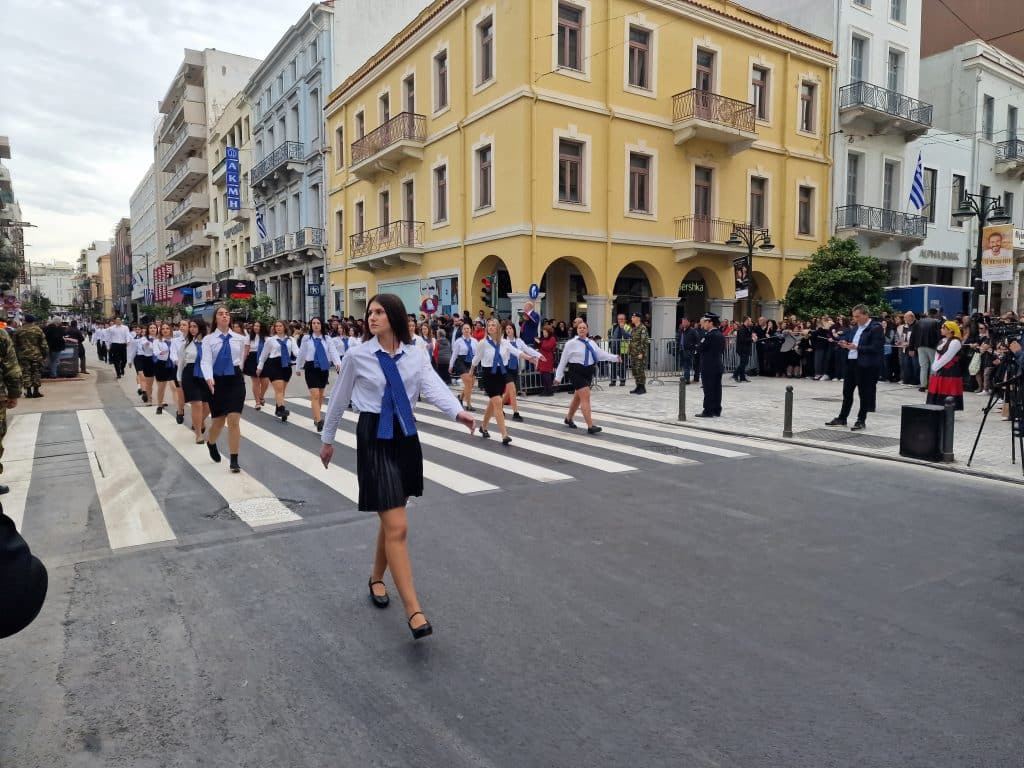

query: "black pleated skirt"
left=242, top=351, right=259, bottom=377
left=304, top=361, right=330, bottom=390
left=452, top=358, right=471, bottom=376
left=263, top=357, right=291, bottom=382
left=134, top=355, right=155, bottom=378
left=480, top=370, right=507, bottom=398
left=356, top=412, right=423, bottom=513
left=181, top=367, right=210, bottom=403
left=154, top=361, right=177, bottom=382
left=505, top=368, right=520, bottom=388
left=566, top=362, right=595, bottom=390
left=209, top=368, right=245, bottom=417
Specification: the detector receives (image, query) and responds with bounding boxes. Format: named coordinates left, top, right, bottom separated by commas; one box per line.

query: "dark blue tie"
left=506, top=341, right=519, bottom=371
left=375, top=350, right=416, bottom=439
left=313, top=337, right=330, bottom=370
left=277, top=338, right=291, bottom=367
left=343, top=337, right=350, bottom=352
left=488, top=338, right=506, bottom=374
left=164, top=341, right=174, bottom=367
left=257, top=338, right=265, bottom=358
left=581, top=339, right=596, bottom=366
left=193, top=341, right=203, bottom=378
left=462, top=338, right=474, bottom=365
left=213, top=334, right=234, bottom=376
left=149, top=338, right=158, bottom=362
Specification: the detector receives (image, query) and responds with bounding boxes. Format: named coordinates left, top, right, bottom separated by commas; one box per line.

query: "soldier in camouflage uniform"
left=0, top=326, right=23, bottom=492
left=13, top=315, right=47, bottom=398
left=628, top=312, right=651, bottom=395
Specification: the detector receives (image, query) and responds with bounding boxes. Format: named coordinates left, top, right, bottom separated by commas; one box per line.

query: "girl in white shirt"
left=177, top=318, right=211, bottom=444
left=295, top=317, right=342, bottom=432
left=502, top=321, right=543, bottom=423
left=170, top=320, right=189, bottom=423
left=407, top=317, right=429, bottom=360
left=152, top=323, right=178, bottom=417
left=470, top=318, right=518, bottom=445
left=201, top=305, right=248, bottom=472
left=554, top=321, right=620, bottom=434
left=319, top=293, right=474, bottom=641
left=257, top=319, right=300, bottom=422
left=448, top=323, right=478, bottom=412
left=331, top=325, right=361, bottom=362
left=243, top=321, right=269, bottom=411
left=135, top=323, right=158, bottom=405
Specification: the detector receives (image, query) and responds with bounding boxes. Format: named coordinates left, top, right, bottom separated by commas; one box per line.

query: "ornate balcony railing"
left=672, top=89, right=756, bottom=133
left=250, top=141, right=305, bottom=185
left=349, top=220, right=424, bottom=260
left=294, top=227, right=325, bottom=248
left=164, top=193, right=205, bottom=226
left=996, top=138, right=1024, bottom=162
left=351, top=112, right=427, bottom=165
left=674, top=215, right=761, bottom=244
left=838, top=82, right=933, bottom=126
left=834, top=204, right=927, bottom=238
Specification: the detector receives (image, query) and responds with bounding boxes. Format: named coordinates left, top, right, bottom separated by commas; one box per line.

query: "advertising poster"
left=733, top=255, right=749, bottom=300
left=981, top=223, right=1014, bottom=282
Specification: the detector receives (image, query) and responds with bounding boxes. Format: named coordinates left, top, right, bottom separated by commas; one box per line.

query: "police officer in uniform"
left=695, top=312, right=724, bottom=417
left=13, top=315, right=47, bottom=398
left=0, top=326, right=23, bottom=494
left=628, top=312, right=650, bottom=395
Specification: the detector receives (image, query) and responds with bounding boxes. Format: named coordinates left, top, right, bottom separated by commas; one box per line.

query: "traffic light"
left=481, top=273, right=495, bottom=308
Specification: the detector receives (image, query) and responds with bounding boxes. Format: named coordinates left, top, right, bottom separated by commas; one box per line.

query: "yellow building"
left=324, top=0, right=834, bottom=339
left=97, top=253, right=114, bottom=317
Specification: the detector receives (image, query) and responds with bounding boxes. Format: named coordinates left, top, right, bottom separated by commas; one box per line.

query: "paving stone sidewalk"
left=532, top=373, right=1024, bottom=484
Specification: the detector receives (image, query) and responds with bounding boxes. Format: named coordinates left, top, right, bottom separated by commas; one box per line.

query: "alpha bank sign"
left=913, top=248, right=967, bottom=267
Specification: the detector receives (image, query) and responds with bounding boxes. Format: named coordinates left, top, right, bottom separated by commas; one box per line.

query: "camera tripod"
left=967, top=365, right=1024, bottom=475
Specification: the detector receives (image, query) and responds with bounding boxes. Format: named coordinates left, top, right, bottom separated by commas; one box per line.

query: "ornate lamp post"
left=726, top=224, right=774, bottom=319
left=952, top=192, right=1011, bottom=314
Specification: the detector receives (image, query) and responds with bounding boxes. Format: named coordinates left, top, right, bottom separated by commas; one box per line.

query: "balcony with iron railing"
left=164, top=231, right=212, bottom=261
left=169, top=266, right=215, bottom=288
left=162, top=156, right=207, bottom=202
left=250, top=141, right=305, bottom=186
left=834, top=204, right=927, bottom=246
left=164, top=191, right=209, bottom=231
left=246, top=227, right=326, bottom=268
left=160, top=123, right=205, bottom=173
left=350, top=112, right=427, bottom=180
left=671, top=90, right=757, bottom=150
left=211, top=156, right=227, bottom=186
left=995, top=138, right=1024, bottom=178
left=348, top=220, right=424, bottom=269
left=672, top=215, right=764, bottom=261
left=838, top=82, right=933, bottom=141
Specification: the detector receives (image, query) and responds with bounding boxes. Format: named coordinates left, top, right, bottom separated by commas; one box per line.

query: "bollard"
left=783, top=385, right=794, bottom=438
left=942, top=395, right=956, bottom=462
left=678, top=376, right=686, bottom=421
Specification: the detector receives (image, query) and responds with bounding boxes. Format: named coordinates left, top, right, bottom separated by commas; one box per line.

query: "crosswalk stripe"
left=4, top=412, right=41, bottom=531
left=77, top=409, right=176, bottom=550
left=306, top=401, right=572, bottom=483
left=138, top=408, right=301, bottom=527
left=238, top=416, right=361, bottom=503
left=483, top=402, right=749, bottom=458
left=270, top=401, right=499, bottom=494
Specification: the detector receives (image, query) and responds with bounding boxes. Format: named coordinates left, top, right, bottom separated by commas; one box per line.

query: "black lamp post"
left=952, top=192, right=1011, bottom=314
left=726, top=223, right=774, bottom=319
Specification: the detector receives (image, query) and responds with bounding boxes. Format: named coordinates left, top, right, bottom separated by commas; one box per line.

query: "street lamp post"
left=952, top=192, right=1011, bottom=314
left=725, top=223, right=774, bottom=320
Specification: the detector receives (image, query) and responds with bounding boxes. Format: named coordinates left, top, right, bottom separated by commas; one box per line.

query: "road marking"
left=138, top=408, right=300, bottom=527
left=276, top=400, right=499, bottom=494
left=4, top=412, right=41, bottom=531
left=77, top=409, right=176, bottom=550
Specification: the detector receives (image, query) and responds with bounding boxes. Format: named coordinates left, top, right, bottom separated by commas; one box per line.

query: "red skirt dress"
left=926, top=358, right=964, bottom=410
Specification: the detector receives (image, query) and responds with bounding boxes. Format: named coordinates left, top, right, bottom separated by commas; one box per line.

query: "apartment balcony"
left=159, top=50, right=204, bottom=114
left=169, top=266, right=215, bottom=289
left=211, top=157, right=228, bottom=187
left=671, top=90, right=757, bottom=153
left=164, top=191, right=209, bottom=231
left=834, top=204, right=927, bottom=248
left=348, top=220, right=424, bottom=270
left=250, top=141, right=305, bottom=187
left=204, top=222, right=223, bottom=239
left=164, top=232, right=212, bottom=262
left=838, top=82, right=933, bottom=141
left=158, top=84, right=206, bottom=143
left=162, top=156, right=207, bottom=202
left=995, top=139, right=1024, bottom=179
left=160, top=123, right=205, bottom=173
left=349, top=112, right=427, bottom=180
left=672, top=215, right=764, bottom=261
left=245, top=228, right=326, bottom=273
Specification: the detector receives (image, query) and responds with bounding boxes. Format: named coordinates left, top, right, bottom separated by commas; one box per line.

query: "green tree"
left=784, top=237, right=891, bottom=319
left=139, top=304, right=178, bottom=322
left=22, top=289, right=53, bottom=320
left=224, top=294, right=275, bottom=326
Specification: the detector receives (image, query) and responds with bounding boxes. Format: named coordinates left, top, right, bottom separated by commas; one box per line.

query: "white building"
left=921, top=40, right=1024, bottom=314
left=741, top=0, right=972, bottom=295
left=26, top=261, right=77, bottom=308
left=129, top=164, right=159, bottom=311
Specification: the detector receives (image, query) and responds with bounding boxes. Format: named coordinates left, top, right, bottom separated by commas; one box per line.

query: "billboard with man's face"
left=981, top=223, right=1013, bottom=282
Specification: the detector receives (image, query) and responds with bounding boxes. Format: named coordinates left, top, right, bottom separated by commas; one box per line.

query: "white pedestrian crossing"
left=4, top=412, right=41, bottom=531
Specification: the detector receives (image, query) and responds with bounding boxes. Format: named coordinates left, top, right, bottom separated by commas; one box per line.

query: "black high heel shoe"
left=368, top=578, right=389, bottom=608
left=479, top=428, right=490, bottom=439
left=407, top=611, right=433, bottom=640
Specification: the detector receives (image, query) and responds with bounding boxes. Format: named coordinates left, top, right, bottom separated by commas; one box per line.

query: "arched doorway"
left=746, top=271, right=777, bottom=321
left=538, top=256, right=595, bottom=323
left=612, top=264, right=653, bottom=322
left=677, top=269, right=713, bottom=321
left=473, top=255, right=511, bottom=318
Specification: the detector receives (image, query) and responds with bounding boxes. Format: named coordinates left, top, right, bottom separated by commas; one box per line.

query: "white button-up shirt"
left=200, top=330, right=249, bottom=380
left=106, top=324, right=131, bottom=344
left=295, top=334, right=342, bottom=370
left=848, top=321, right=870, bottom=360
left=554, top=336, right=618, bottom=381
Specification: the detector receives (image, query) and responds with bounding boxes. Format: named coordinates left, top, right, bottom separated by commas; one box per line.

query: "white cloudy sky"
left=2, top=0, right=312, bottom=265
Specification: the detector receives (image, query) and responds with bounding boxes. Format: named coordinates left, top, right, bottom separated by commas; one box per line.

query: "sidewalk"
left=538, top=372, right=1024, bottom=484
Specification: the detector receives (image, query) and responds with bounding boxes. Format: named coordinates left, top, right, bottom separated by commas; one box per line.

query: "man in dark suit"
left=696, top=313, right=725, bottom=417
left=826, top=304, right=885, bottom=431
left=732, top=317, right=756, bottom=382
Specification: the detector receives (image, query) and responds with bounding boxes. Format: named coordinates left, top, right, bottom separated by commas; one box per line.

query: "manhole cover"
left=637, top=443, right=681, bottom=455
left=794, top=428, right=900, bottom=448
left=810, top=397, right=843, bottom=402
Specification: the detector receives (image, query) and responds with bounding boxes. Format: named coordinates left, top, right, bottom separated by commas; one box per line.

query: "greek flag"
left=256, top=209, right=267, bottom=241
left=908, top=152, right=926, bottom=211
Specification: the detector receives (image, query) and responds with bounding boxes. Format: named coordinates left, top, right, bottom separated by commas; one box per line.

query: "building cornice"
left=244, top=3, right=332, bottom=98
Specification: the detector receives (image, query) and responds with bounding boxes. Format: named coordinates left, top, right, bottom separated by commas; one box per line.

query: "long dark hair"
left=187, top=318, right=208, bottom=345
left=248, top=320, right=268, bottom=343
left=364, top=293, right=412, bottom=344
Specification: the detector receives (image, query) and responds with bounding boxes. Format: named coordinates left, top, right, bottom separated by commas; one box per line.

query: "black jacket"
left=841, top=322, right=886, bottom=369
left=910, top=317, right=940, bottom=350
left=0, top=507, right=48, bottom=639
left=699, top=328, right=725, bottom=373
left=735, top=325, right=755, bottom=354
left=680, top=327, right=700, bottom=353
left=44, top=324, right=66, bottom=352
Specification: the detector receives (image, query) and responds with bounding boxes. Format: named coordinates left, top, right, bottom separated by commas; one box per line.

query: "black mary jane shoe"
left=368, top=579, right=390, bottom=608
left=511, top=412, right=524, bottom=422
left=502, top=435, right=512, bottom=445
left=587, top=425, right=602, bottom=435
left=176, top=411, right=185, bottom=424
left=207, top=441, right=221, bottom=463
left=564, top=418, right=578, bottom=429
left=407, top=611, right=433, bottom=640
left=316, top=418, right=325, bottom=432
left=156, top=405, right=164, bottom=415
left=479, top=428, right=490, bottom=439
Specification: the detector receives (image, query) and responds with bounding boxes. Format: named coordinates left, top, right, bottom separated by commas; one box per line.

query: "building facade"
left=97, top=253, right=114, bottom=317
left=111, top=218, right=133, bottom=317
left=25, top=261, right=76, bottom=309
left=0, top=135, right=27, bottom=307
left=323, top=0, right=835, bottom=337
left=922, top=40, right=1024, bottom=315
left=129, top=164, right=159, bottom=314
left=155, top=48, right=262, bottom=311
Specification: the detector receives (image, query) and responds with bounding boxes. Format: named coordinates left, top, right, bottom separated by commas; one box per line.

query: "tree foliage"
left=139, top=304, right=178, bottom=322
left=224, top=294, right=276, bottom=326
left=22, top=290, right=52, bottom=320
left=784, top=237, right=891, bottom=319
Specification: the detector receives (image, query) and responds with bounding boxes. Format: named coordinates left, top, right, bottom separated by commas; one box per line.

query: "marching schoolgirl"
left=319, top=293, right=474, bottom=640
left=554, top=321, right=620, bottom=435
left=256, top=319, right=300, bottom=422
left=243, top=320, right=269, bottom=411
left=201, top=305, right=247, bottom=472
left=501, top=321, right=543, bottom=422
left=448, top=323, right=478, bottom=411
left=128, top=325, right=142, bottom=394
left=408, top=317, right=429, bottom=360
left=152, top=323, right=179, bottom=419
left=177, top=318, right=211, bottom=444
left=134, top=323, right=158, bottom=405
left=171, top=320, right=189, bottom=423
left=470, top=318, right=517, bottom=445
left=419, top=322, right=439, bottom=374
left=331, top=321, right=361, bottom=361
left=295, top=317, right=342, bottom=432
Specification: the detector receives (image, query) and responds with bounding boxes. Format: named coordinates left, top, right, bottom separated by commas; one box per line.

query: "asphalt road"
left=2, top=365, right=1022, bottom=768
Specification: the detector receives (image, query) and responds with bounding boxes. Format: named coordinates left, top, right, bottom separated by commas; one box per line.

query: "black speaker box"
left=900, top=404, right=945, bottom=462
